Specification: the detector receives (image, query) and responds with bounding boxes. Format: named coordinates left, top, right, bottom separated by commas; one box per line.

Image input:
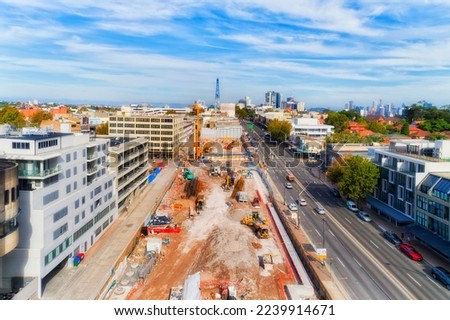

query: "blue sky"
left=1, top=1, right=450, bottom=108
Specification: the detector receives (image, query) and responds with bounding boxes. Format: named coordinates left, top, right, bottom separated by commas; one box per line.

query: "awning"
left=405, top=225, right=450, bottom=260
left=366, top=196, right=414, bottom=224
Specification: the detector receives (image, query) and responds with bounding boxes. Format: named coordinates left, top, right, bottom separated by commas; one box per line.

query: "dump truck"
left=241, top=211, right=269, bottom=239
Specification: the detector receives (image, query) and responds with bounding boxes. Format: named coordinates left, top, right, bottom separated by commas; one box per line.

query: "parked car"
left=356, top=211, right=371, bottom=222
left=346, top=200, right=359, bottom=212
left=284, top=182, right=293, bottom=189
left=288, top=202, right=298, bottom=211
left=431, top=266, right=450, bottom=290
left=330, top=188, right=340, bottom=198
left=315, top=207, right=325, bottom=215
left=382, top=230, right=403, bottom=245
left=298, top=198, right=307, bottom=206
left=399, top=243, right=423, bottom=261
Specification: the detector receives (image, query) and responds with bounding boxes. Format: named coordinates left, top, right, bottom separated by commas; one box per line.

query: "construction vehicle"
left=222, top=173, right=233, bottom=190
left=241, top=211, right=269, bottom=239
left=251, top=197, right=260, bottom=208
left=210, top=163, right=221, bottom=176
left=195, top=194, right=205, bottom=210
left=183, top=168, right=194, bottom=180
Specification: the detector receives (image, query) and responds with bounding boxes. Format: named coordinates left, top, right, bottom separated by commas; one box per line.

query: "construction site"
left=102, top=104, right=316, bottom=300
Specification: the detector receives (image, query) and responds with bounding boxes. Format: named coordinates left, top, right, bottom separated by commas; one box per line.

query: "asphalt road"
left=246, top=123, right=450, bottom=300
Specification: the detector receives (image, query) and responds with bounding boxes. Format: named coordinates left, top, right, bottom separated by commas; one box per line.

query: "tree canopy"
left=29, top=110, right=53, bottom=126
left=235, top=106, right=255, bottom=120
left=267, top=119, right=292, bottom=142
left=327, top=155, right=379, bottom=208
left=324, top=111, right=349, bottom=133
left=0, top=105, right=26, bottom=128
left=95, top=122, right=109, bottom=135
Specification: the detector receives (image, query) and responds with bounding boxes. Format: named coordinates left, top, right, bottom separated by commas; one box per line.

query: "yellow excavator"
left=241, top=211, right=269, bottom=239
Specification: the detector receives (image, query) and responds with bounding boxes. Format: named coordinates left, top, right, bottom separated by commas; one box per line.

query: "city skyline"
left=1, top=1, right=450, bottom=108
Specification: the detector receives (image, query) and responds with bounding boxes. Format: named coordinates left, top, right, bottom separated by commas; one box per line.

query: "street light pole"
left=322, top=217, right=326, bottom=248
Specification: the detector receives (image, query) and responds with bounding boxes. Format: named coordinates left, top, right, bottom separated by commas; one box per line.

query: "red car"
left=399, top=243, right=423, bottom=261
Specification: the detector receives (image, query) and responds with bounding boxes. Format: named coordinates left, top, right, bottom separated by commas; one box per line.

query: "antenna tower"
left=215, top=78, right=220, bottom=109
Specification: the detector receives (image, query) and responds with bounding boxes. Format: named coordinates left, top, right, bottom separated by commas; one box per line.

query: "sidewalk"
left=40, top=164, right=177, bottom=300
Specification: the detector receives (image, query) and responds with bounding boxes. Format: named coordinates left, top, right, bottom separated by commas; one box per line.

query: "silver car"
left=356, top=211, right=371, bottom=222
left=315, top=207, right=325, bottom=215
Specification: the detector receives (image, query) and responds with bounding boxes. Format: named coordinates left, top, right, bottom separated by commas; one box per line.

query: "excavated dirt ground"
left=130, top=162, right=295, bottom=300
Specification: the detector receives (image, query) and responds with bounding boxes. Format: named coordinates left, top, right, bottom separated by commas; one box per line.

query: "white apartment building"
left=0, top=127, right=118, bottom=297
left=291, top=118, right=334, bottom=138
left=370, top=140, right=450, bottom=226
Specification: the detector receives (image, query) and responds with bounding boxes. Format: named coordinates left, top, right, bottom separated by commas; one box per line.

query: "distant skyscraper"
left=265, top=91, right=281, bottom=108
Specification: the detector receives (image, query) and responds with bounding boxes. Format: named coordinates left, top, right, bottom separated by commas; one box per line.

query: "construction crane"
left=192, top=103, right=202, bottom=161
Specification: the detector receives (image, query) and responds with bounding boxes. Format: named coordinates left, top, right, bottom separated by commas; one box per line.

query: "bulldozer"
left=241, top=211, right=269, bottom=239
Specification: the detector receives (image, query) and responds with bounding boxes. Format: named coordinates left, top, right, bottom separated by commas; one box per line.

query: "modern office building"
left=370, top=140, right=450, bottom=226
left=108, top=113, right=193, bottom=159
left=0, top=161, right=20, bottom=257
left=0, top=126, right=118, bottom=297
left=416, top=172, right=450, bottom=242
left=108, top=137, right=149, bottom=211
left=265, top=91, right=282, bottom=109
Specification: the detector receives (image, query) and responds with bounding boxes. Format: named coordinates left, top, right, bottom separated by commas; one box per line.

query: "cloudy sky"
left=1, top=1, right=450, bottom=108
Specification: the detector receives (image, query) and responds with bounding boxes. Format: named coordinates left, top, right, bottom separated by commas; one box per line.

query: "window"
left=75, top=215, right=80, bottom=224
left=388, top=170, right=394, bottom=183
left=4, top=189, right=9, bottom=205
left=73, top=167, right=77, bottom=175
left=382, top=179, right=387, bottom=192
left=53, top=223, right=68, bottom=240
left=73, top=151, right=77, bottom=160
left=38, top=139, right=58, bottom=149
left=66, top=184, right=71, bottom=193
left=11, top=187, right=15, bottom=201
left=43, top=191, right=59, bottom=205
left=12, top=142, right=30, bottom=149
left=406, top=176, right=413, bottom=191
left=66, top=169, right=71, bottom=178
left=53, top=207, right=68, bottom=222
left=82, top=210, right=86, bottom=219
left=388, top=194, right=394, bottom=206
left=405, top=202, right=412, bottom=216
left=398, top=186, right=405, bottom=201
left=66, top=154, right=71, bottom=162
left=75, top=199, right=80, bottom=209
left=82, top=196, right=86, bottom=204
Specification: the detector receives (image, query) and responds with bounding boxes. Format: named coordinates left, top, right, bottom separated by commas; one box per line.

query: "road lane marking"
left=425, top=275, right=442, bottom=289
left=370, top=240, right=379, bottom=249
left=329, top=230, right=336, bottom=237
left=407, top=273, right=422, bottom=287
left=353, top=257, right=362, bottom=267
left=314, top=228, right=321, bottom=237
left=344, top=217, right=352, bottom=224
left=337, top=257, right=346, bottom=268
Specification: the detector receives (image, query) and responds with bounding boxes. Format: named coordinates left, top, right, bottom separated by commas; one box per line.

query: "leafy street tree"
left=95, top=122, right=109, bottom=135
left=0, top=105, right=26, bottom=128
left=324, top=111, right=349, bottom=133
left=325, top=155, right=351, bottom=184
left=29, top=110, right=53, bottom=126
left=400, top=122, right=410, bottom=135
left=365, top=121, right=387, bottom=134
left=333, top=155, right=380, bottom=208
left=267, top=119, right=292, bottom=142
left=235, top=106, right=255, bottom=120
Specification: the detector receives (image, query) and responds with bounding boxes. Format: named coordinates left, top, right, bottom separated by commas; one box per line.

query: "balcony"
left=87, top=165, right=99, bottom=176
left=18, top=165, right=62, bottom=179
left=87, top=152, right=99, bottom=162
left=0, top=218, right=19, bottom=257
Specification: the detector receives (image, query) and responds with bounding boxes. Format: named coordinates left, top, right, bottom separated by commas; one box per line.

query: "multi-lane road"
left=246, top=123, right=450, bottom=299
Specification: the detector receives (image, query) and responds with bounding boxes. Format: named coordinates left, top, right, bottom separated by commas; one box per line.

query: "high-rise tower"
left=215, top=78, right=220, bottom=109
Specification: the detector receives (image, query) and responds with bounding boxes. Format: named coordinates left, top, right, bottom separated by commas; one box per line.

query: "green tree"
left=337, top=155, right=380, bottom=208
left=267, top=119, right=292, bottom=142
left=365, top=121, right=387, bottom=134
left=29, top=110, right=53, bottom=126
left=428, top=133, right=448, bottom=141
left=324, top=111, right=349, bottom=133
left=325, top=155, right=351, bottom=184
left=400, top=122, right=410, bottom=135
left=0, top=105, right=26, bottom=128
left=95, top=122, right=109, bottom=135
